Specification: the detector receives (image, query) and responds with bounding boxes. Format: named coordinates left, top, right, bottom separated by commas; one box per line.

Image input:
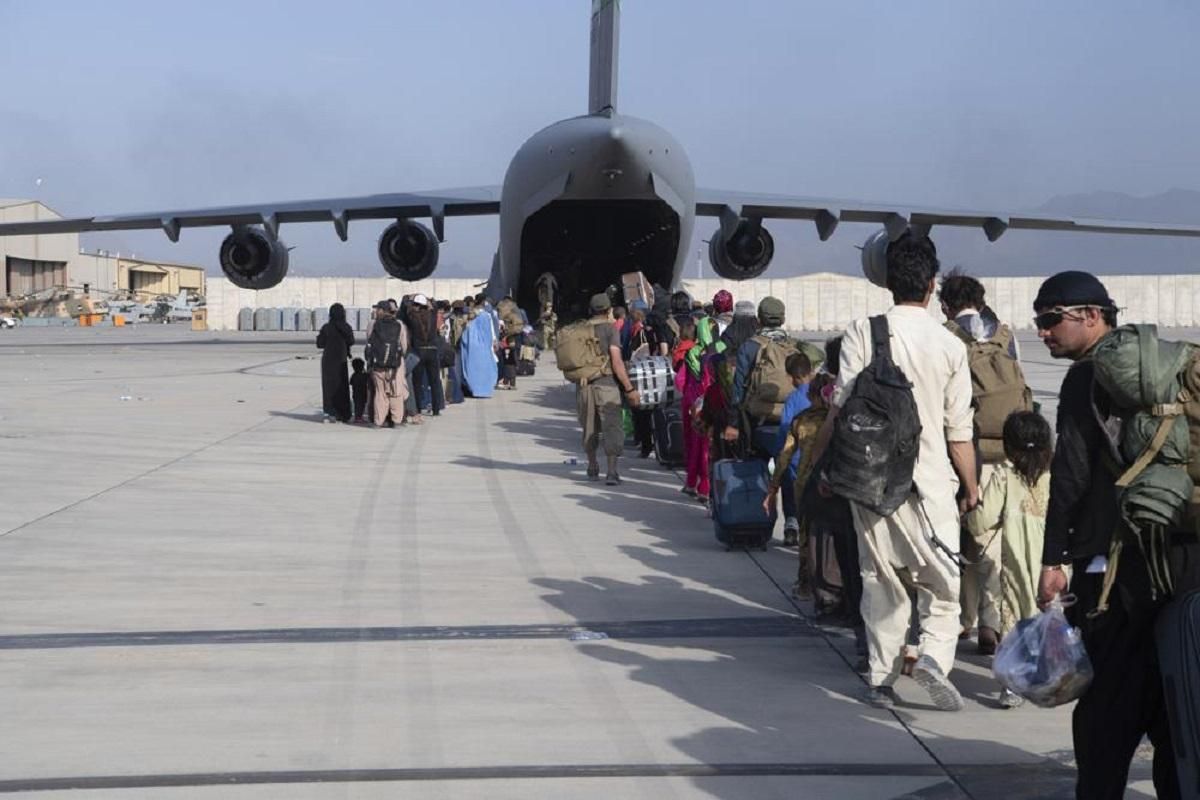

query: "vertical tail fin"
left=589, top=0, right=619, bottom=115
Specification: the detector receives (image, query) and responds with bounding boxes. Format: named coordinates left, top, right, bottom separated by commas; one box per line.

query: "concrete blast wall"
left=205, top=273, right=1200, bottom=332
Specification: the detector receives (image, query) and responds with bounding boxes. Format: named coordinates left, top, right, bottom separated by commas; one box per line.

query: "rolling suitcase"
left=1156, top=589, right=1200, bottom=797
left=711, top=457, right=776, bottom=550
left=652, top=403, right=685, bottom=468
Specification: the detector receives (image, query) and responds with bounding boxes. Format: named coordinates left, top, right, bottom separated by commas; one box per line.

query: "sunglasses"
left=1033, top=304, right=1095, bottom=330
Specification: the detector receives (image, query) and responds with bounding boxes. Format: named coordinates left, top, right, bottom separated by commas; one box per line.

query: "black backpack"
left=828, top=315, right=922, bottom=516
left=366, top=318, right=402, bottom=369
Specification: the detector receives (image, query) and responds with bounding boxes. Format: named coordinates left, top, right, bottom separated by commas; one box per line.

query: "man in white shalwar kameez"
left=809, top=233, right=978, bottom=711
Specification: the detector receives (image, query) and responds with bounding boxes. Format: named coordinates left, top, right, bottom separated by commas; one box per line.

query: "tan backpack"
left=744, top=334, right=796, bottom=423
left=946, top=322, right=1033, bottom=462
left=555, top=321, right=611, bottom=384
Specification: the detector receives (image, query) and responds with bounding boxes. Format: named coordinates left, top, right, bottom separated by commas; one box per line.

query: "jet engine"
left=219, top=227, right=289, bottom=290
left=707, top=220, right=774, bottom=280
left=378, top=219, right=439, bottom=281
left=860, top=228, right=891, bottom=289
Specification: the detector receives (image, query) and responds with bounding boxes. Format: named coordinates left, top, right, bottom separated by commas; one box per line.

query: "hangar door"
left=129, top=265, right=168, bottom=296
left=5, top=257, right=66, bottom=295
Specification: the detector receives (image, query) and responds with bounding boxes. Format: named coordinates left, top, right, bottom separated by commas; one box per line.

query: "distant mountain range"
left=1037, top=187, right=1200, bottom=225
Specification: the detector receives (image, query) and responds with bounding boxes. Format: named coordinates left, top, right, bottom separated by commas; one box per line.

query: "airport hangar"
left=0, top=199, right=206, bottom=299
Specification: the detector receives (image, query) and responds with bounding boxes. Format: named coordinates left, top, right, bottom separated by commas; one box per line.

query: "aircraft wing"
left=695, top=188, right=1200, bottom=242
left=0, top=187, right=502, bottom=242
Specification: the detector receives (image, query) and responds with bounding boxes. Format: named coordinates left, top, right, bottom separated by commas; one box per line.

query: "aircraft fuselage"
left=491, top=110, right=695, bottom=319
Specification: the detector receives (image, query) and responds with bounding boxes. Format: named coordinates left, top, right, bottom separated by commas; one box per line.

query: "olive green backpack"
left=1089, top=324, right=1200, bottom=614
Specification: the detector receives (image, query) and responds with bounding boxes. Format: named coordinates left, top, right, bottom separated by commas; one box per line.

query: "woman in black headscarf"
left=719, top=310, right=759, bottom=353
left=316, top=303, right=354, bottom=422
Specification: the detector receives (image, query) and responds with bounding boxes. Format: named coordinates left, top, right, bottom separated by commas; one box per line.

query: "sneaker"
left=639, top=447, right=653, bottom=459
left=977, top=626, right=998, bottom=656
left=784, top=516, right=800, bottom=534
left=862, top=685, right=898, bottom=709
left=998, top=688, right=1025, bottom=709
left=605, top=472, right=621, bottom=486
left=586, top=464, right=601, bottom=481
left=911, top=655, right=964, bottom=711
left=681, top=486, right=697, bottom=497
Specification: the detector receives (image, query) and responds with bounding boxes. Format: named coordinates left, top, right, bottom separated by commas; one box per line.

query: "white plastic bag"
left=992, top=595, right=1094, bottom=708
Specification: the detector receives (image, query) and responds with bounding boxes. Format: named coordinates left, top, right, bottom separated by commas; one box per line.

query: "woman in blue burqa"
left=459, top=306, right=498, bottom=398
left=316, top=302, right=354, bottom=422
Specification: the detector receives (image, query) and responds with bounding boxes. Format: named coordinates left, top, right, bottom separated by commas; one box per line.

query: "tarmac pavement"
left=0, top=325, right=1178, bottom=799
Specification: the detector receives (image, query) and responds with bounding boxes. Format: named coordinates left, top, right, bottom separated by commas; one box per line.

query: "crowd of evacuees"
left=315, top=292, right=539, bottom=428
left=559, top=233, right=1199, bottom=800
left=312, top=232, right=1197, bottom=798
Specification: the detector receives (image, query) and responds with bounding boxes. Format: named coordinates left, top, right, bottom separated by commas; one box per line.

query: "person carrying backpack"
left=365, top=301, right=408, bottom=428
left=806, top=232, right=978, bottom=712
left=725, top=296, right=815, bottom=456
left=558, top=293, right=640, bottom=485
left=939, top=270, right=1033, bottom=656
left=1032, top=271, right=1200, bottom=800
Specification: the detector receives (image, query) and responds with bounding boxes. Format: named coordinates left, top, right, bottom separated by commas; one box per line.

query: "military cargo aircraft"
left=1, top=1, right=1199, bottom=320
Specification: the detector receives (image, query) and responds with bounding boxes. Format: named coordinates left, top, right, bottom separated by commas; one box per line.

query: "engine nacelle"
left=707, top=220, right=774, bottom=281
left=219, top=227, right=289, bottom=290
left=860, top=228, right=891, bottom=289
left=378, top=219, right=439, bottom=281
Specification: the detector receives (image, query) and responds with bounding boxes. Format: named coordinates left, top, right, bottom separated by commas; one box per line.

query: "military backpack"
left=945, top=321, right=1033, bottom=463
left=555, top=321, right=611, bottom=384
left=743, top=333, right=798, bottom=424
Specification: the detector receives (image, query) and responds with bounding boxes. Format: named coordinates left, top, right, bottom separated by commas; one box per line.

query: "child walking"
left=350, top=357, right=370, bottom=423
left=967, top=410, right=1053, bottom=709
left=765, top=368, right=834, bottom=599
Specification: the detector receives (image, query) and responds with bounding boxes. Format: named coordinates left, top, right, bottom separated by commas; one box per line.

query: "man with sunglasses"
left=1032, top=271, right=1181, bottom=800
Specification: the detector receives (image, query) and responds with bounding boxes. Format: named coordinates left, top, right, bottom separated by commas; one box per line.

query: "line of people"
left=315, top=292, right=539, bottom=427
left=563, top=240, right=1198, bottom=799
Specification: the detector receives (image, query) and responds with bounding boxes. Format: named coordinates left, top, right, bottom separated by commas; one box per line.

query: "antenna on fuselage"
left=589, top=0, right=619, bottom=115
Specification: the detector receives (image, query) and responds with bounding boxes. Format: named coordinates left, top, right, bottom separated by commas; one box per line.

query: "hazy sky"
left=2, top=1, right=1199, bottom=278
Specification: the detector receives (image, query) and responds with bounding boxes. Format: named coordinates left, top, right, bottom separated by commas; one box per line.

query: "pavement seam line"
left=742, top=547, right=978, bottom=800
left=476, top=384, right=665, bottom=779
left=0, top=762, right=965, bottom=793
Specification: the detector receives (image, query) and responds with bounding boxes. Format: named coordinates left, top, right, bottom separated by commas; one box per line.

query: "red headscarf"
left=672, top=337, right=695, bottom=369
left=713, top=290, right=734, bottom=314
